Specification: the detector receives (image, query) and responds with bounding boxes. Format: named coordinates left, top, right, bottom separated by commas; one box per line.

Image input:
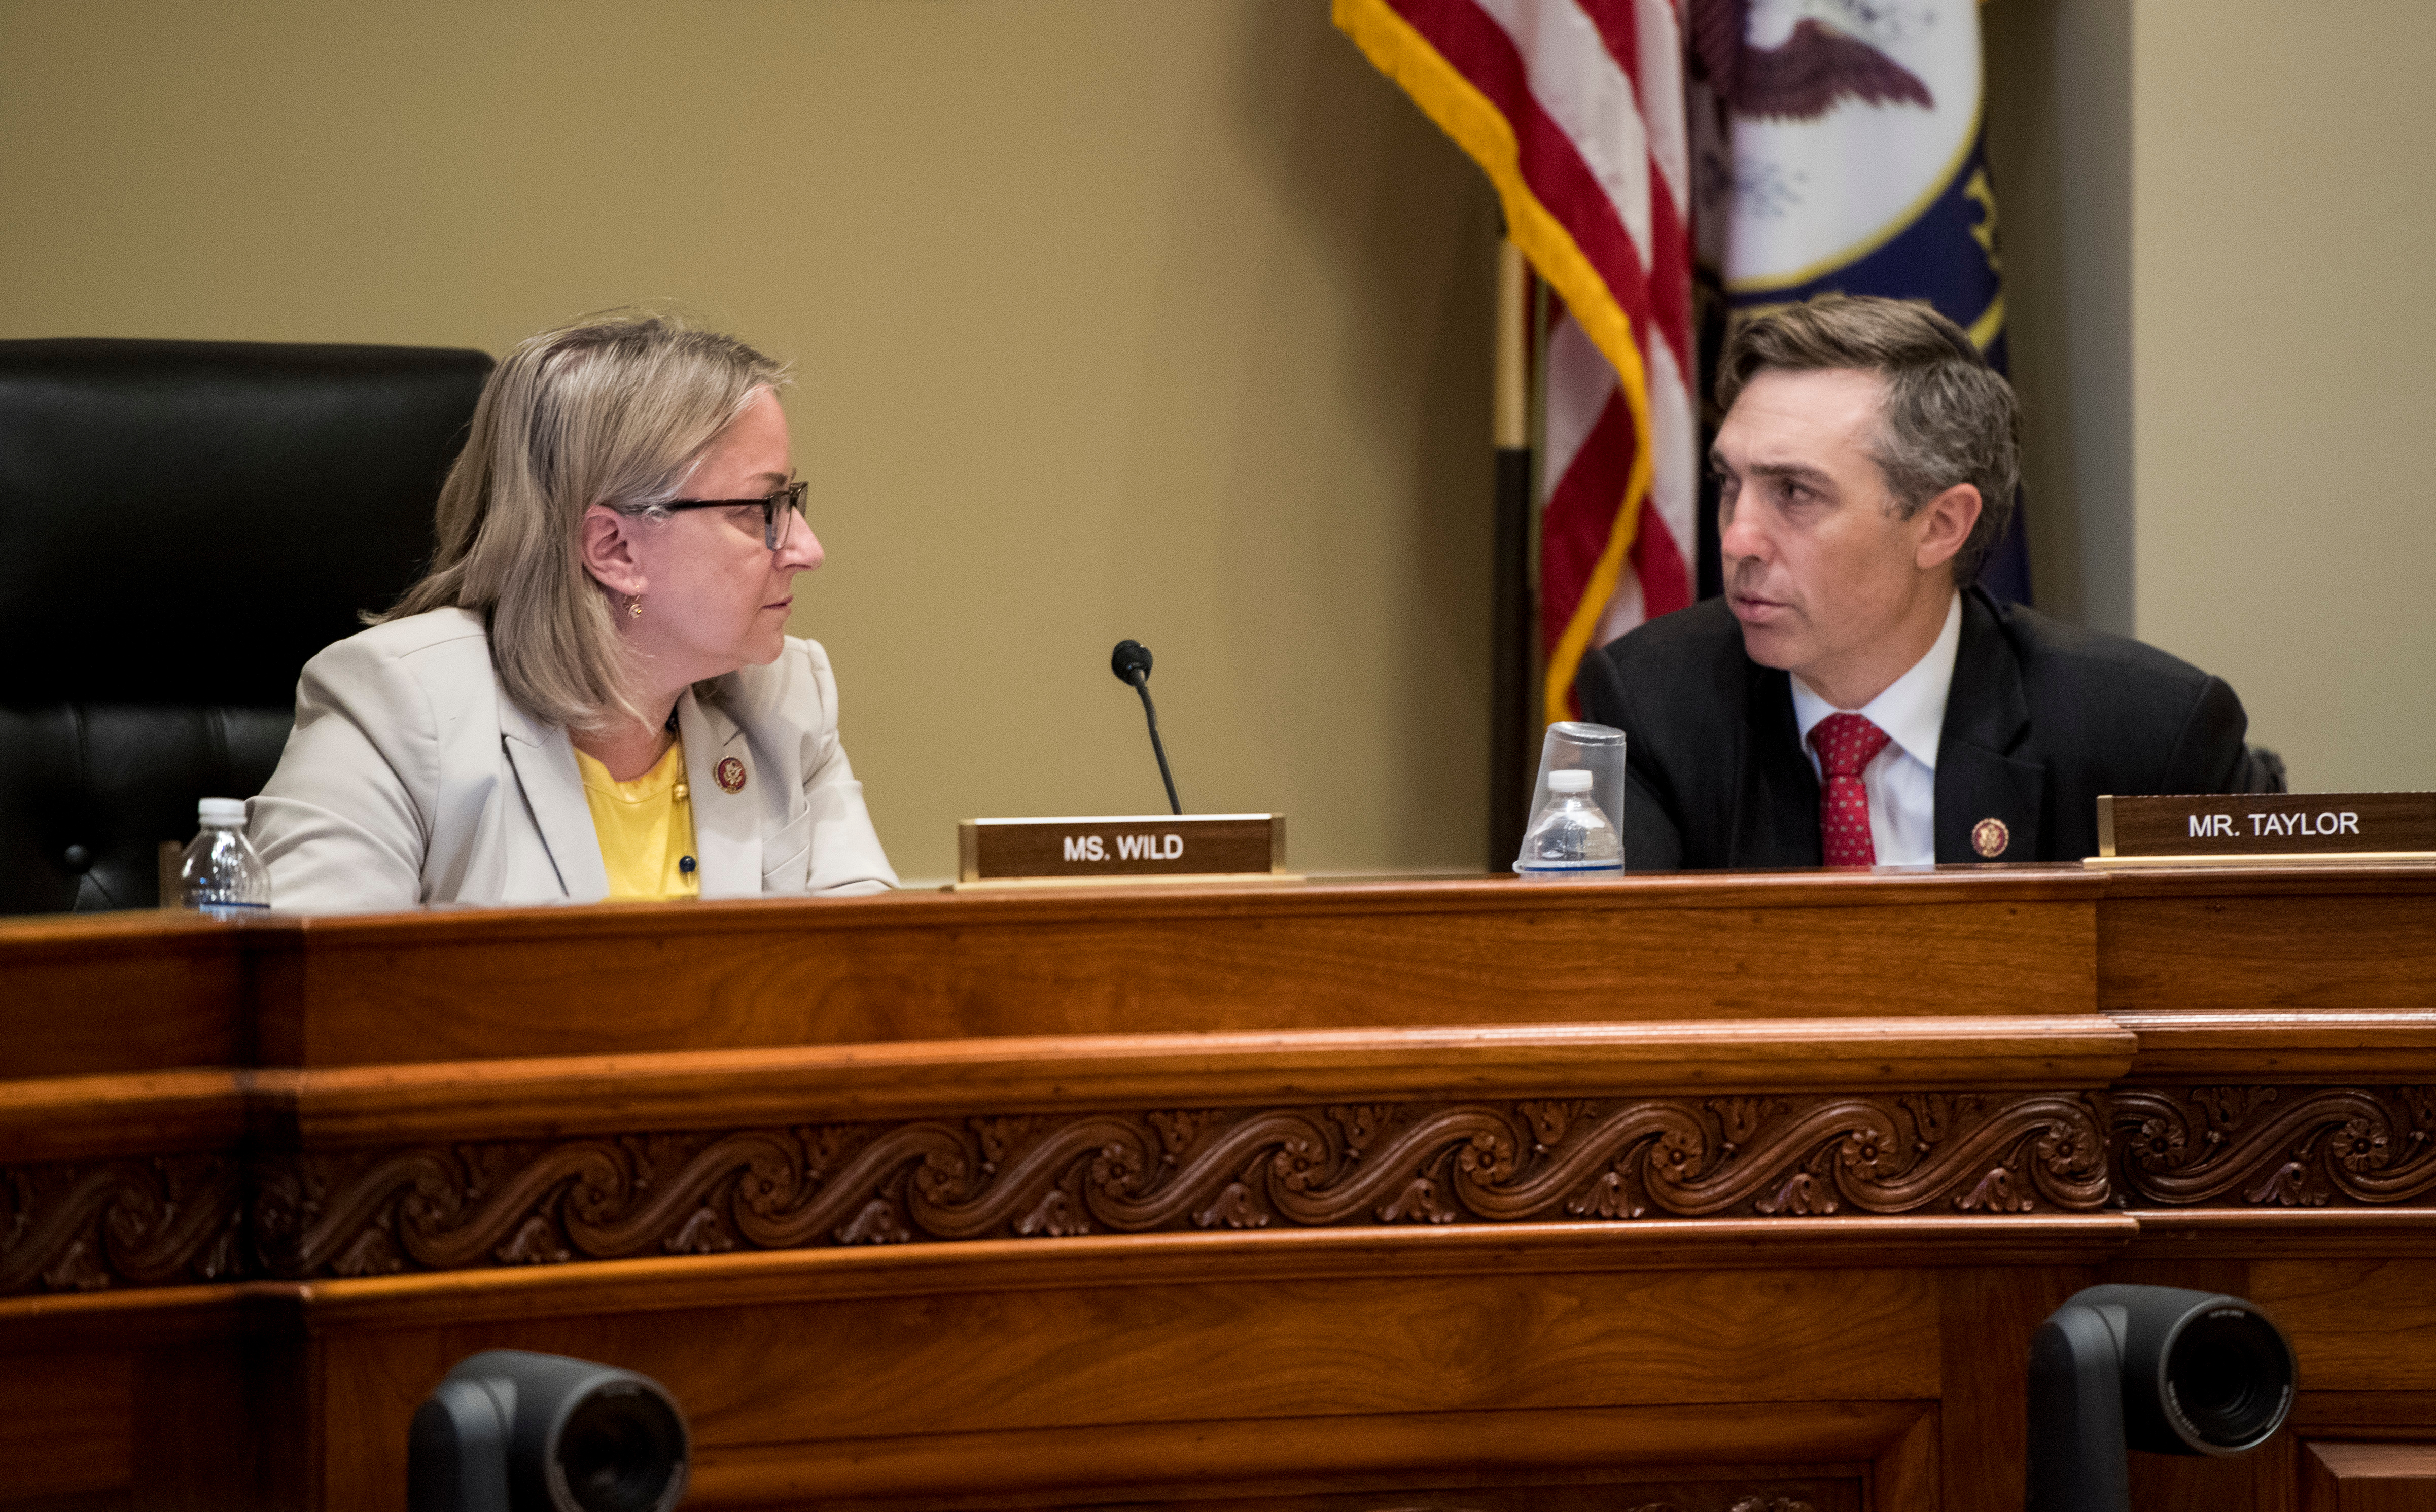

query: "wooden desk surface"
left=0, top=861, right=2420, bottom=1075
left=2, top=866, right=2109, bottom=1072
left=3, top=864, right=2433, bottom=1512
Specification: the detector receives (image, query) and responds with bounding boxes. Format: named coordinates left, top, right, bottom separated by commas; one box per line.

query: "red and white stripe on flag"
left=1336, top=0, right=1696, bottom=723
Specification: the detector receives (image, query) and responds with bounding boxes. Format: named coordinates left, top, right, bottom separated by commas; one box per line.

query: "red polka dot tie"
left=1811, top=712, right=1892, bottom=868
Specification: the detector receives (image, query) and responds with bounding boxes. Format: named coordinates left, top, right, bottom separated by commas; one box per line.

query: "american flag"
left=1337, top=0, right=1698, bottom=723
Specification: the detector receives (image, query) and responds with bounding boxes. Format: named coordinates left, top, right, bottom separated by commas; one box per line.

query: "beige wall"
left=9, top=0, right=2426, bottom=865
left=1989, top=0, right=2433, bottom=792
left=1984, top=0, right=2136, bottom=637
left=0, top=1, right=1501, bottom=882
left=2131, top=0, right=2436, bottom=792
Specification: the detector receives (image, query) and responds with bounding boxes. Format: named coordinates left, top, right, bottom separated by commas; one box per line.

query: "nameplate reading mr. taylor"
left=2097, top=793, right=2436, bottom=858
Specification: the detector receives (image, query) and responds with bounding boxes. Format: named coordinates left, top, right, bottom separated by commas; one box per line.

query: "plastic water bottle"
left=1516, top=768, right=1623, bottom=875
left=179, top=798, right=271, bottom=916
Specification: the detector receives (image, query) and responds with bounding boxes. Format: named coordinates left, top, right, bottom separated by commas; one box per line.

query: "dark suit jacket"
left=1575, top=587, right=2265, bottom=869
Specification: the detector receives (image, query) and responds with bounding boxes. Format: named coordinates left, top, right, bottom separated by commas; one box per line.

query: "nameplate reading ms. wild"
left=956, top=814, right=1288, bottom=887
left=2092, top=792, right=2436, bottom=864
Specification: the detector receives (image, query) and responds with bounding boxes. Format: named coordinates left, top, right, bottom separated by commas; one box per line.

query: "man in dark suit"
left=1577, top=295, right=2267, bottom=871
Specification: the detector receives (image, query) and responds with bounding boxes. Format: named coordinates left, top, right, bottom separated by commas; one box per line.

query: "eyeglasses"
left=657, top=480, right=809, bottom=550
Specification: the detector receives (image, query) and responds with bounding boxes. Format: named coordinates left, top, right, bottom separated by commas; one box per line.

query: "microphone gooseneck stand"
left=1111, top=639, right=1183, bottom=816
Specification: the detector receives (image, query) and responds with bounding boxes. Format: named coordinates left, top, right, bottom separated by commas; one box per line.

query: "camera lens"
left=2164, top=1306, right=2294, bottom=1450
left=552, top=1382, right=687, bottom=1512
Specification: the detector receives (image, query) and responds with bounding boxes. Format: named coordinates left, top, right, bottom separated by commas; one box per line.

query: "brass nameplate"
left=2095, top=792, right=2436, bottom=860
left=957, top=814, right=1286, bottom=885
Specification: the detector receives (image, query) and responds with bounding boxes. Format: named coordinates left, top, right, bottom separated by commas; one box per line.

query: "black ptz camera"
left=2025, top=1283, right=2296, bottom=1512
left=408, top=1350, right=689, bottom=1512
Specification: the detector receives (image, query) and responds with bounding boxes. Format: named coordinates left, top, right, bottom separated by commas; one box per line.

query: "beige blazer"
left=250, top=607, right=897, bottom=913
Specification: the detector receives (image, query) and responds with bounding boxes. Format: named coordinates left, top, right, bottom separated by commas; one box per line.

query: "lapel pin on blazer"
left=1972, top=817, right=2010, bottom=858
left=714, top=757, right=747, bottom=794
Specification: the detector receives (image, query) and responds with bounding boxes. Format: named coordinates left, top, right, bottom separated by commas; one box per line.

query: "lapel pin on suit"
left=715, top=757, right=747, bottom=794
left=1972, top=817, right=2010, bottom=858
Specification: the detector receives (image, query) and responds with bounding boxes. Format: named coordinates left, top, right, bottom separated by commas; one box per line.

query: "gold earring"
left=625, top=595, right=643, bottom=619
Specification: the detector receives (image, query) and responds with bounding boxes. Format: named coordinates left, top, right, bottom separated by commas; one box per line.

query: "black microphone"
left=1110, top=639, right=1182, bottom=816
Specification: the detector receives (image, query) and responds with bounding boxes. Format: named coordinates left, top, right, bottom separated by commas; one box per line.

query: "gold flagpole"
left=1494, top=240, right=1529, bottom=449
left=1489, top=239, right=1535, bottom=868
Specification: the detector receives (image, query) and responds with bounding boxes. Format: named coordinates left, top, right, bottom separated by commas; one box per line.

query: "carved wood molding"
left=4, top=1091, right=2105, bottom=1292
left=2114, top=1084, right=2436, bottom=1207
left=0, top=1154, right=242, bottom=1294
left=27, top=1082, right=2436, bottom=1294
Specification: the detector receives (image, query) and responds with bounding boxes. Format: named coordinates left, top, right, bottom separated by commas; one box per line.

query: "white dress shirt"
left=1789, top=592, right=1963, bottom=867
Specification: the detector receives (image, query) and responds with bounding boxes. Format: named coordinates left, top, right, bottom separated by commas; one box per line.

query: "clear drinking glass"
left=1513, top=721, right=1627, bottom=878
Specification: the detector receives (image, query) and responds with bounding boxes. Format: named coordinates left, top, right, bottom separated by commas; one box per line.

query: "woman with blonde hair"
left=250, top=313, right=896, bottom=911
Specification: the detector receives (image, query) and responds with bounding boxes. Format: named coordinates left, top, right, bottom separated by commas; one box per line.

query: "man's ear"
left=579, top=505, right=647, bottom=597
left=1912, top=482, right=1983, bottom=574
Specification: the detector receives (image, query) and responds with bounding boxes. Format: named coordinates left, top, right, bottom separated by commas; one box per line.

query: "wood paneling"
left=0, top=1283, right=249, bottom=1354
left=1937, top=1267, right=2098, bottom=1512
left=0, top=1015, right=2133, bottom=1159
left=257, top=1014, right=2130, bottom=1140
left=0, top=1350, right=132, bottom=1503
left=4, top=864, right=2434, bottom=1510
left=2255, top=1261, right=2436, bottom=1394
left=681, top=1402, right=1911, bottom=1507
left=275, top=878, right=2095, bottom=1066
left=260, top=1219, right=2128, bottom=1331
left=2306, top=1443, right=2436, bottom=1511
left=0, top=1069, right=244, bottom=1163
left=0, top=912, right=251, bottom=1079
left=2128, top=1210, right=2436, bottom=1261
left=15, top=863, right=2430, bottom=1074
left=309, top=1265, right=1940, bottom=1510
left=1025, top=1479, right=1864, bottom=1512
left=2120, top=1013, right=2436, bottom=1080
left=2098, top=869, right=2436, bottom=1017
left=0, top=870, right=2105, bottom=1073
left=1869, top=1403, right=1941, bottom=1512
left=2296, top=1395, right=2436, bottom=1436
left=2128, top=1433, right=2299, bottom=1512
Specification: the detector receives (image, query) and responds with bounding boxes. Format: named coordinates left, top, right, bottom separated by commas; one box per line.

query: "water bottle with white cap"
left=1515, top=767, right=1623, bottom=874
left=178, top=798, right=271, bottom=916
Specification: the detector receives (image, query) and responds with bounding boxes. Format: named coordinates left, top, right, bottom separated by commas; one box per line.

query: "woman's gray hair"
left=382, top=312, right=790, bottom=731
left=1717, top=294, right=2020, bottom=585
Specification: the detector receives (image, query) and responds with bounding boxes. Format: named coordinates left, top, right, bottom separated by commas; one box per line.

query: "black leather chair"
left=0, top=339, right=491, bottom=911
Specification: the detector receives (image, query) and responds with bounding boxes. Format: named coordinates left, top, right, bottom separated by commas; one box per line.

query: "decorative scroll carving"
left=0, top=1089, right=2114, bottom=1292
left=21, top=1083, right=2436, bottom=1295
left=2114, top=1085, right=2436, bottom=1207
left=0, top=1156, right=242, bottom=1294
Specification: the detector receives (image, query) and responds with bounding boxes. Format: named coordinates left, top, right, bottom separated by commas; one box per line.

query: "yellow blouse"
left=574, top=739, right=701, bottom=901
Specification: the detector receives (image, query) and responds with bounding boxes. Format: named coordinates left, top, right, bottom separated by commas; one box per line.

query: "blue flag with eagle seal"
left=1690, top=0, right=2029, bottom=603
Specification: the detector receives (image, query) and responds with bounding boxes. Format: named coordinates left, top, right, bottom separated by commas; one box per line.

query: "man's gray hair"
left=381, top=311, right=790, bottom=732
left=1717, top=294, right=2020, bottom=585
